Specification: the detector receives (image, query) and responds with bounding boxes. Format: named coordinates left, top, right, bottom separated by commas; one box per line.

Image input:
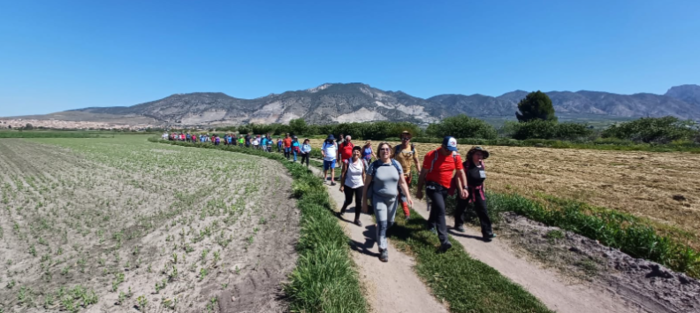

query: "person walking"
left=322, top=135, right=338, bottom=185
left=261, top=135, right=268, bottom=152
left=245, top=133, right=251, bottom=147
left=291, top=136, right=300, bottom=162
left=338, top=135, right=355, bottom=164
left=362, top=140, right=376, bottom=163
left=415, top=136, right=468, bottom=253
left=393, top=131, right=420, bottom=220
left=362, top=142, right=412, bottom=262
left=300, top=139, right=312, bottom=167
left=283, top=133, right=292, bottom=160
left=453, top=146, right=495, bottom=241
left=339, top=146, right=367, bottom=226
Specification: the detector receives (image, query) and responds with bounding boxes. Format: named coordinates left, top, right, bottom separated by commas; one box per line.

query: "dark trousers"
left=342, top=186, right=364, bottom=221
left=455, top=192, right=493, bottom=237
left=300, top=153, right=310, bottom=166
left=426, top=187, right=450, bottom=247
left=284, top=147, right=291, bottom=159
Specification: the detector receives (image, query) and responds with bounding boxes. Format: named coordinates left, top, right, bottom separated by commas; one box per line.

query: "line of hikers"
left=165, top=130, right=494, bottom=263
left=324, top=131, right=494, bottom=263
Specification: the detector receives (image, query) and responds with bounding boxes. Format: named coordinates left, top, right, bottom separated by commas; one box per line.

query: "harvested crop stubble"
left=0, top=136, right=300, bottom=312
left=310, top=139, right=700, bottom=248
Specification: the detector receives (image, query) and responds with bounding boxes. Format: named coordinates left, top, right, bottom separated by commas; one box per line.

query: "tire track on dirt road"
left=409, top=199, right=646, bottom=313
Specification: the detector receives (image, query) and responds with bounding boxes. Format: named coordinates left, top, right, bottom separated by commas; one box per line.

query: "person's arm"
left=415, top=168, right=428, bottom=200
left=321, top=144, right=326, bottom=158
left=361, top=174, right=373, bottom=213
left=339, top=161, right=348, bottom=191
left=398, top=174, right=413, bottom=206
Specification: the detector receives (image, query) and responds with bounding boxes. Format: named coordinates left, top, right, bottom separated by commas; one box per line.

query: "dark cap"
left=468, top=146, right=490, bottom=159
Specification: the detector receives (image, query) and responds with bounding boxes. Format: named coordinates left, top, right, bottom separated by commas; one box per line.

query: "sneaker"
left=454, top=225, right=465, bottom=233
left=330, top=182, right=337, bottom=186
left=379, top=249, right=388, bottom=262
left=354, top=219, right=362, bottom=227
left=405, top=213, right=410, bottom=221
left=439, top=242, right=452, bottom=253
left=483, top=233, right=496, bottom=242
left=338, top=209, right=346, bottom=217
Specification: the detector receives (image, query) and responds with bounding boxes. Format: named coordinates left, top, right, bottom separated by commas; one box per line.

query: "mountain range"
left=4, top=83, right=700, bottom=127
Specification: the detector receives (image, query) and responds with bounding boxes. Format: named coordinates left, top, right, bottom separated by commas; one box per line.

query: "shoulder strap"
left=411, top=143, right=416, bottom=153
left=428, top=149, right=440, bottom=173
left=391, top=159, right=402, bottom=174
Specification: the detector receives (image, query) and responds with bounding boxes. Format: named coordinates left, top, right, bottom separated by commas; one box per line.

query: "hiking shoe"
left=330, top=182, right=337, bottom=186
left=429, top=227, right=437, bottom=235
left=354, top=219, right=362, bottom=227
left=379, top=249, right=388, bottom=262
left=439, top=242, right=453, bottom=253
left=483, top=233, right=496, bottom=242
left=454, top=225, right=465, bottom=233
left=405, top=213, right=410, bottom=221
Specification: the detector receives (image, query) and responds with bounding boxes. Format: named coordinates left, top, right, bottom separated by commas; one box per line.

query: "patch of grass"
left=486, top=192, right=700, bottom=279
left=152, top=138, right=367, bottom=313
left=389, top=209, right=552, bottom=313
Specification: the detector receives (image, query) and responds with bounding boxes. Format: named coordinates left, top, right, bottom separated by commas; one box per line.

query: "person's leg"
left=353, top=186, right=363, bottom=222
left=427, top=189, right=450, bottom=248
left=399, top=175, right=411, bottom=218
left=330, top=160, right=336, bottom=185
left=293, top=150, right=297, bottom=162
left=374, top=196, right=389, bottom=251
left=426, top=189, right=437, bottom=229
left=323, top=161, right=330, bottom=182
left=341, top=187, right=353, bottom=214
left=454, top=198, right=468, bottom=229
left=474, top=196, right=493, bottom=238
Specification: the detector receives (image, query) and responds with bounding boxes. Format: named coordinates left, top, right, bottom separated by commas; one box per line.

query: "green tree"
left=288, top=118, right=308, bottom=135
left=516, top=91, right=557, bottom=122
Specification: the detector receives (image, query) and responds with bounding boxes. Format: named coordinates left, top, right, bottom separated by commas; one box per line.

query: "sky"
left=1, top=0, right=699, bottom=116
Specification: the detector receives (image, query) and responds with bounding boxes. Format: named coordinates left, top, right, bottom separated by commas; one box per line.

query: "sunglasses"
left=402, top=137, right=411, bottom=140
left=379, top=148, right=390, bottom=151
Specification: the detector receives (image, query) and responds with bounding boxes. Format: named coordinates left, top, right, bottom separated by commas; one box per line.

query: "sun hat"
left=401, top=130, right=412, bottom=137
left=468, top=146, right=490, bottom=159
left=442, top=136, right=458, bottom=152
left=328, top=134, right=335, bottom=140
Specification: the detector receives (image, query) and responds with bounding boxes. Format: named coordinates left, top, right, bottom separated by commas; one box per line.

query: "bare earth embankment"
left=0, top=136, right=299, bottom=313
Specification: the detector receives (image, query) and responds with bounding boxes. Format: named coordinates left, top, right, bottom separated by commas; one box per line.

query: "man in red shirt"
left=337, top=135, right=354, bottom=164
left=283, top=133, right=293, bottom=160
left=416, top=136, right=468, bottom=252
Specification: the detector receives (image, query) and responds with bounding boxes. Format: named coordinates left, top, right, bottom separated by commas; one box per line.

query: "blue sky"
left=1, top=0, right=699, bottom=116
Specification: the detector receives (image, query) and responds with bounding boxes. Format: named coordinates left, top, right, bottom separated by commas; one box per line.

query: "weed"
left=136, top=295, right=148, bottom=311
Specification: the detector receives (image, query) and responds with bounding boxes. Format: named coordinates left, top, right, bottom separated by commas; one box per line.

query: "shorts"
left=323, top=160, right=337, bottom=171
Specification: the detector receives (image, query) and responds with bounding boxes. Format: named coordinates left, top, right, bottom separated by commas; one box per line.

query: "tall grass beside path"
left=150, top=138, right=367, bottom=313
left=447, top=192, right=700, bottom=279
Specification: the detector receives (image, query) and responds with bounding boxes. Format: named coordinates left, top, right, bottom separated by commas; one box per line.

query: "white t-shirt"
left=344, top=159, right=365, bottom=189
left=322, top=142, right=337, bottom=161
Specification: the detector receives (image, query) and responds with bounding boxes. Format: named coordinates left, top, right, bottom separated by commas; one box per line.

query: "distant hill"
left=3, top=83, right=700, bottom=127
left=665, top=84, right=700, bottom=106
left=428, top=87, right=700, bottom=119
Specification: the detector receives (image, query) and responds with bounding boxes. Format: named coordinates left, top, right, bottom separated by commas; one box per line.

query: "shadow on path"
left=350, top=224, right=380, bottom=257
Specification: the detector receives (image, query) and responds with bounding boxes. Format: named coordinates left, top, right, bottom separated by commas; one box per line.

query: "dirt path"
left=409, top=199, right=645, bottom=313
left=306, top=165, right=448, bottom=313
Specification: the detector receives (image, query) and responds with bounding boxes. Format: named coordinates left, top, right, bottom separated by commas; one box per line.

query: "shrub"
left=426, top=114, right=498, bottom=139
left=601, top=116, right=699, bottom=144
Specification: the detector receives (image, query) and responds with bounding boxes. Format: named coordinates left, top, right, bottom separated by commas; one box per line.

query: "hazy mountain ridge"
left=4, top=83, right=700, bottom=127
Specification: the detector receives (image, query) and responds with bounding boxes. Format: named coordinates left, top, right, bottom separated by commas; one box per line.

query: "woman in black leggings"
left=339, top=146, right=366, bottom=226
left=453, top=146, right=495, bottom=242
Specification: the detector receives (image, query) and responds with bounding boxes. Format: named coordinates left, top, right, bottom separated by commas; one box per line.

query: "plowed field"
left=0, top=136, right=299, bottom=312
